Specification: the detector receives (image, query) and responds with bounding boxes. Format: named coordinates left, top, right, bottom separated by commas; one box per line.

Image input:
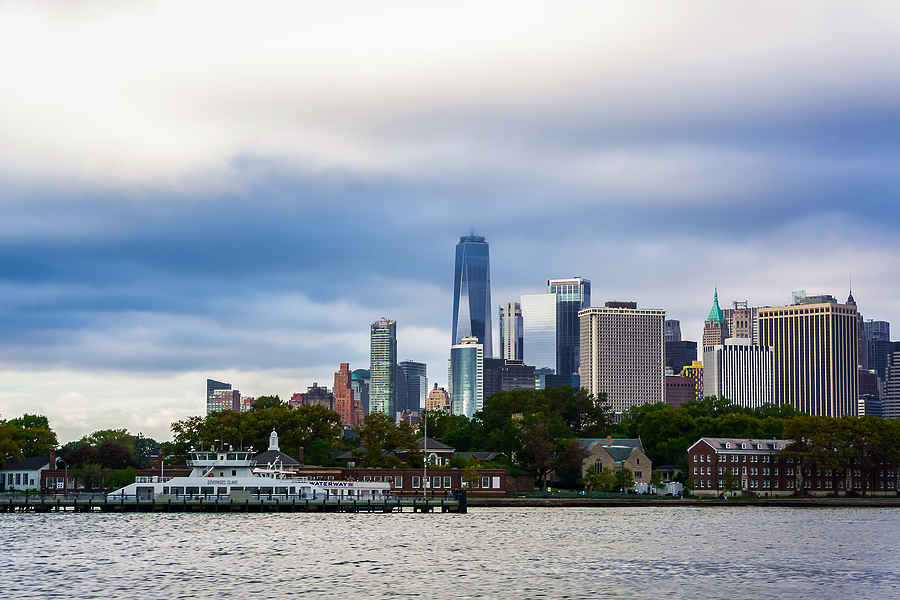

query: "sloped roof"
left=253, top=450, right=300, bottom=466
left=690, top=437, right=793, bottom=453
left=417, top=437, right=454, bottom=452
left=578, top=438, right=645, bottom=464
left=706, top=288, right=724, bottom=324
left=1, top=456, right=51, bottom=471
left=455, top=451, right=501, bottom=461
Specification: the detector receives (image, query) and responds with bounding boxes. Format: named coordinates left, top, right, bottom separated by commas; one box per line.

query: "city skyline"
left=2, top=3, right=900, bottom=442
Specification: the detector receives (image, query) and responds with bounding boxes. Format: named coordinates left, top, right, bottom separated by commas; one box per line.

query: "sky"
left=1, top=1, right=899, bottom=443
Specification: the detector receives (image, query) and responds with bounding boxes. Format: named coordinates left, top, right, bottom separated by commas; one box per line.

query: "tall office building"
left=702, top=289, right=727, bottom=347
left=452, top=235, right=492, bottom=357
left=579, top=303, right=666, bottom=414
left=665, top=320, right=682, bottom=343
left=883, top=343, right=900, bottom=419
left=864, top=320, right=891, bottom=379
left=426, top=383, right=451, bottom=412
left=521, top=293, right=557, bottom=373
left=702, top=338, right=775, bottom=409
left=207, top=388, right=242, bottom=414
left=483, top=358, right=536, bottom=399
left=370, top=318, right=397, bottom=415
left=680, top=360, right=704, bottom=402
left=299, top=383, right=334, bottom=410
left=665, top=340, right=697, bottom=374
left=398, top=361, right=428, bottom=411
left=723, top=301, right=760, bottom=344
left=499, top=301, right=524, bottom=361
left=206, top=379, right=232, bottom=415
left=759, top=298, right=859, bottom=416
left=548, top=277, right=591, bottom=376
left=333, top=363, right=354, bottom=425
left=350, top=369, right=370, bottom=422
left=449, top=336, right=484, bottom=418
left=846, top=290, right=867, bottom=370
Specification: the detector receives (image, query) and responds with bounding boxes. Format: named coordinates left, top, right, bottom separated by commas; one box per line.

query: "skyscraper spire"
left=706, top=287, right=724, bottom=324
left=847, top=274, right=856, bottom=305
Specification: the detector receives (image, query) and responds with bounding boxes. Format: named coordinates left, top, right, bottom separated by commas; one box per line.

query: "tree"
left=72, top=463, right=103, bottom=489
left=463, top=464, right=482, bottom=489
left=615, top=468, right=635, bottom=492
left=252, top=395, right=284, bottom=410
left=723, top=470, right=741, bottom=495
left=1, top=414, right=59, bottom=460
left=518, top=417, right=556, bottom=489
left=650, top=470, right=664, bottom=488
left=554, top=438, right=589, bottom=488
left=105, top=467, right=136, bottom=490
left=586, top=466, right=616, bottom=493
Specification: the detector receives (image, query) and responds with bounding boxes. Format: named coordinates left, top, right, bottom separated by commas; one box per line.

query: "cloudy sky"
left=1, top=1, right=899, bottom=442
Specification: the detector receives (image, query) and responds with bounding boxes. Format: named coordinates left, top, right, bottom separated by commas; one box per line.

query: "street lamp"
left=161, top=455, right=175, bottom=480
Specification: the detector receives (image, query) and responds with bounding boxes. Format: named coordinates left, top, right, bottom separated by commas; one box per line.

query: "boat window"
left=162, top=487, right=169, bottom=494
left=289, top=487, right=296, bottom=495
left=373, top=476, right=381, bottom=482
left=246, top=487, right=259, bottom=494
left=275, top=487, right=288, bottom=495
left=227, top=453, right=237, bottom=461
left=259, top=487, right=274, bottom=495
left=230, top=487, right=243, bottom=492
left=347, top=489, right=354, bottom=496
left=232, top=470, right=237, bottom=476
left=216, top=487, right=228, bottom=495
left=201, top=487, right=214, bottom=495
left=185, top=487, right=200, bottom=495
left=171, top=487, right=184, bottom=495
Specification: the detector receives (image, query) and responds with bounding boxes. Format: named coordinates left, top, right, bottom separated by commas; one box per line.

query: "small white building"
left=1, top=456, right=53, bottom=491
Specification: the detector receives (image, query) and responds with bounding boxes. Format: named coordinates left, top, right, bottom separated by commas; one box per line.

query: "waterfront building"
left=1, top=455, right=55, bottom=491
left=425, top=383, right=451, bottom=412
left=207, top=388, right=242, bottom=414
left=548, top=277, right=591, bottom=377
left=521, top=293, right=557, bottom=374
left=299, top=383, right=334, bottom=410
left=665, top=340, right=697, bottom=375
left=370, top=318, right=397, bottom=415
left=702, top=289, right=727, bottom=347
left=351, top=369, right=370, bottom=422
left=883, top=343, right=900, bottom=419
left=665, top=320, right=682, bottom=343
left=758, top=298, right=859, bottom=416
left=579, top=438, right=651, bottom=483
left=688, top=438, right=795, bottom=497
left=702, top=338, right=775, bottom=409
left=723, top=301, right=760, bottom=344
left=333, top=363, right=354, bottom=425
left=451, top=235, right=493, bottom=356
left=578, top=303, right=666, bottom=414
left=398, top=361, right=428, bottom=411
left=206, top=379, right=232, bottom=415
left=665, top=375, right=695, bottom=408
left=679, top=360, right=704, bottom=402
left=449, top=336, right=484, bottom=419
left=499, top=301, right=524, bottom=360
left=483, top=358, right=536, bottom=399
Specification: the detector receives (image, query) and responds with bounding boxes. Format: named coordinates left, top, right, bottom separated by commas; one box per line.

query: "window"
left=394, top=476, right=403, bottom=488
left=634, top=472, right=642, bottom=479
left=275, top=487, right=288, bottom=495
left=162, top=487, right=169, bottom=494
left=201, top=487, right=214, bottom=495
left=443, top=476, right=451, bottom=488
left=412, top=476, right=421, bottom=489
left=481, top=476, right=490, bottom=489
left=15, top=474, right=21, bottom=485
left=259, top=487, right=273, bottom=495
left=217, top=487, right=228, bottom=495
left=185, top=487, right=200, bottom=495
left=171, top=487, right=184, bottom=495
left=432, top=476, right=441, bottom=488
left=232, top=470, right=237, bottom=476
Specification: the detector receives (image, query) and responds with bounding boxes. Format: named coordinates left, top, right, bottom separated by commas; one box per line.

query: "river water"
left=1, top=507, right=898, bottom=599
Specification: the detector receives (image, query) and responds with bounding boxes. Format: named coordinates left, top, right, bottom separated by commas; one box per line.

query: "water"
left=2, top=507, right=898, bottom=599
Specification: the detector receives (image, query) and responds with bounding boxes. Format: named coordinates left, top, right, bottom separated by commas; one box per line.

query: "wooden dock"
left=1, top=494, right=466, bottom=514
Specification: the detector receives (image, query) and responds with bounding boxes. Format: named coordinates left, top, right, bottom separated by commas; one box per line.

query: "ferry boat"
left=107, top=430, right=391, bottom=503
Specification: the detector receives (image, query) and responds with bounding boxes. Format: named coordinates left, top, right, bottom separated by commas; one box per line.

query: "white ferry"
left=107, top=430, right=391, bottom=502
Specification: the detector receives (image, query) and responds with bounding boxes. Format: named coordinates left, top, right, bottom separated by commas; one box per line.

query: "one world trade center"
left=451, top=234, right=492, bottom=357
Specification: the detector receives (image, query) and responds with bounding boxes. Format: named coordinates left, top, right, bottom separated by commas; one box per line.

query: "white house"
left=1, top=456, right=53, bottom=491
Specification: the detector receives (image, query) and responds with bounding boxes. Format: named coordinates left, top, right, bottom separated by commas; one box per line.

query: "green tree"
left=586, top=466, right=616, bottom=492
left=72, top=463, right=103, bottom=489
left=615, top=467, right=635, bottom=492
left=104, top=467, right=136, bottom=490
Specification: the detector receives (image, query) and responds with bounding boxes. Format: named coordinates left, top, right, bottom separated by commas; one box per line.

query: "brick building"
left=665, top=375, right=695, bottom=408
left=333, top=363, right=354, bottom=425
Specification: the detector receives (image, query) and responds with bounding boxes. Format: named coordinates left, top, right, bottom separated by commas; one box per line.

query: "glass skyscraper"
left=398, top=360, right=427, bottom=411
left=548, top=277, right=591, bottom=376
left=521, top=293, right=557, bottom=373
left=449, top=337, right=484, bottom=418
left=369, top=318, right=397, bottom=415
left=452, top=235, right=493, bottom=357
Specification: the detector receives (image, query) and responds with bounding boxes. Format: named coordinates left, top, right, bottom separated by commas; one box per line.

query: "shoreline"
left=469, top=496, right=900, bottom=508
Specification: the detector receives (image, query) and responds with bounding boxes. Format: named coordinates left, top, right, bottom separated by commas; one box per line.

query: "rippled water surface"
left=2, top=507, right=899, bottom=599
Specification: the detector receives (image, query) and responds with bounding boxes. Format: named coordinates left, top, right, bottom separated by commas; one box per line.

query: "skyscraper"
left=702, top=338, right=775, bottom=409
left=426, top=383, right=451, bottom=412
left=883, top=343, right=900, bottom=419
left=398, top=361, right=428, bottom=411
left=723, top=301, right=760, bottom=344
left=548, top=277, right=591, bottom=376
left=521, top=293, right=557, bottom=373
left=864, top=320, right=891, bottom=379
left=452, top=235, right=492, bottom=357
left=665, top=320, right=682, bottom=343
left=702, top=289, right=727, bottom=347
left=449, top=336, right=484, bottom=418
left=483, top=358, right=536, bottom=399
left=499, top=301, right=524, bottom=361
left=206, top=379, right=232, bottom=415
left=758, top=298, right=858, bottom=416
left=370, top=318, right=397, bottom=415
left=333, top=363, right=353, bottom=425
left=579, top=302, right=666, bottom=414
left=350, top=369, right=370, bottom=422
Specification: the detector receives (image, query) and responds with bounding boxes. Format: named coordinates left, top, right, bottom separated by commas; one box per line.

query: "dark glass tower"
left=452, top=235, right=492, bottom=357
left=548, top=277, right=591, bottom=376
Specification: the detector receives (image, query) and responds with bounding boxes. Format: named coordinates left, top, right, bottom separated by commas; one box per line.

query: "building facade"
left=452, top=235, right=492, bottom=357
left=548, top=277, right=591, bottom=377
left=665, top=340, right=697, bottom=375
left=521, top=293, right=557, bottom=374
left=665, top=319, right=682, bottom=343
left=723, top=301, right=760, bottom=344
left=702, top=289, right=727, bottom=347
left=425, top=383, right=451, bottom=412
left=688, top=438, right=795, bottom=497
left=702, top=338, right=775, bottom=409
left=864, top=320, right=892, bottom=379
left=206, top=379, right=232, bottom=415
left=449, top=336, right=484, bottom=418
left=883, top=343, right=900, bottom=419
left=579, top=438, right=651, bottom=483
left=680, top=360, right=704, bottom=402
left=333, top=363, right=354, bottom=425
left=759, top=300, right=859, bottom=416
left=207, top=388, right=242, bottom=414
left=299, top=383, right=335, bottom=410
left=483, top=358, right=536, bottom=399
left=665, top=375, right=695, bottom=408
left=498, top=301, right=524, bottom=361
left=370, top=318, right=397, bottom=415
left=398, top=361, right=428, bottom=412
left=578, top=303, right=666, bottom=414
left=351, top=369, right=370, bottom=421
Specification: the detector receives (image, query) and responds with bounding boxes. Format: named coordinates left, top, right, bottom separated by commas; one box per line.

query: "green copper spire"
left=706, top=288, right=724, bottom=324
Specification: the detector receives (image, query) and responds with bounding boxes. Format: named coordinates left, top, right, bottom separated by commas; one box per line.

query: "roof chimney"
left=49, top=449, right=56, bottom=470
left=298, top=446, right=304, bottom=466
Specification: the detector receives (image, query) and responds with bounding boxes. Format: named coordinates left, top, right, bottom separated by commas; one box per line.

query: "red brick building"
left=665, top=375, right=695, bottom=409
left=687, top=437, right=899, bottom=497
left=333, top=362, right=354, bottom=425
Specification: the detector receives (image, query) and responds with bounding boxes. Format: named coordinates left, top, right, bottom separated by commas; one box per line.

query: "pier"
left=1, top=493, right=466, bottom=514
